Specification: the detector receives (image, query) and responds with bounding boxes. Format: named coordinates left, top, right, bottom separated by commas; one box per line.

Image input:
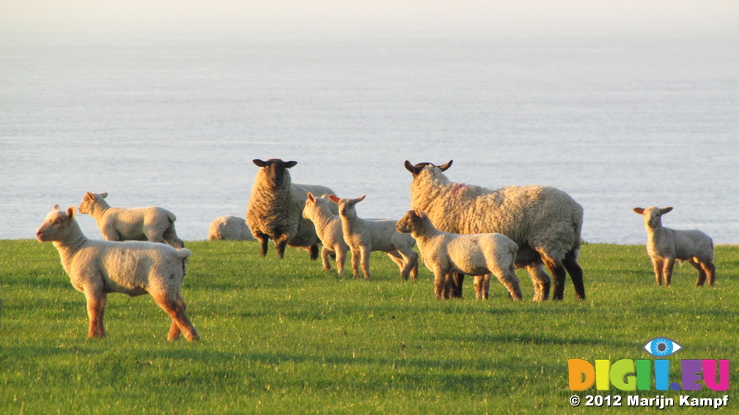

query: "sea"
left=1, top=29, right=737, bottom=244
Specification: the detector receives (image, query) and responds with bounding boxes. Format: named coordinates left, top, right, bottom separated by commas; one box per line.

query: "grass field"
left=0, top=240, right=736, bottom=414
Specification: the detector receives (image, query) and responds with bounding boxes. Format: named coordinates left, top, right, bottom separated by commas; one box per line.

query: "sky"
left=1, top=1, right=737, bottom=38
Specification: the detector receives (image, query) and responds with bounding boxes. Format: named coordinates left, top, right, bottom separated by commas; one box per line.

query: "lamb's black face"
left=253, top=158, right=297, bottom=187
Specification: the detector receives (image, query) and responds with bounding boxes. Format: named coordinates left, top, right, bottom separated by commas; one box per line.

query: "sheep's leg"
left=360, top=247, right=372, bottom=280
left=308, top=244, right=319, bottom=261
left=153, top=293, right=200, bottom=341
left=410, top=254, right=419, bottom=281
left=321, top=247, right=333, bottom=271
left=442, top=274, right=454, bottom=299
left=256, top=232, right=269, bottom=257
left=386, top=251, right=407, bottom=278
left=491, top=269, right=522, bottom=300
left=144, top=228, right=168, bottom=245
left=335, top=248, right=347, bottom=276
left=563, top=251, right=585, bottom=300
left=663, top=258, right=676, bottom=286
left=275, top=239, right=289, bottom=259
left=350, top=249, right=361, bottom=278
left=396, top=249, right=418, bottom=281
left=541, top=254, right=567, bottom=300
left=85, top=290, right=107, bottom=338
left=704, top=262, right=716, bottom=286
left=168, top=295, right=184, bottom=341
left=651, top=257, right=664, bottom=285
left=433, top=272, right=447, bottom=299
left=448, top=272, right=464, bottom=298
left=473, top=274, right=491, bottom=300
left=689, top=259, right=706, bottom=286
left=163, top=225, right=184, bottom=248
left=524, top=264, right=551, bottom=302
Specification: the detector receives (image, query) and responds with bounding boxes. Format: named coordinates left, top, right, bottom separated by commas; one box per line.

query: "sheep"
left=396, top=209, right=522, bottom=300
left=633, top=206, right=716, bottom=287
left=302, top=193, right=350, bottom=275
left=78, top=192, right=184, bottom=248
left=208, top=215, right=256, bottom=241
left=246, top=159, right=337, bottom=260
left=35, top=205, right=199, bottom=341
left=328, top=194, right=418, bottom=281
left=404, top=160, right=585, bottom=301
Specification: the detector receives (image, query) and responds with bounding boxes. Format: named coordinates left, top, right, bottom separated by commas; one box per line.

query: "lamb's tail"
left=167, top=210, right=177, bottom=222
left=176, top=248, right=192, bottom=259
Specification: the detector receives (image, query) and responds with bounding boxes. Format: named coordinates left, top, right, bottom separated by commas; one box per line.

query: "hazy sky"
left=2, top=0, right=738, bottom=37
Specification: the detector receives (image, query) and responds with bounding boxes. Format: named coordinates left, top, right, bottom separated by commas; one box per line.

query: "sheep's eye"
left=54, top=219, right=63, bottom=224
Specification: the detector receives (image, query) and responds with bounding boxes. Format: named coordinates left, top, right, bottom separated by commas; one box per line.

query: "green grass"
left=0, top=240, right=736, bottom=414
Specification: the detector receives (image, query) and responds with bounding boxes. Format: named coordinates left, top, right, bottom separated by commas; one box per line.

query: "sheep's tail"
left=167, top=210, right=177, bottom=222
left=176, top=248, right=192, bottom=259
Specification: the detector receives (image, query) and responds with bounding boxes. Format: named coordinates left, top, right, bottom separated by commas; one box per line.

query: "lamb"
left=302, top=193, right=350, bottom=275
left=208, top=215, right=255, bottom=241
left=396, top=209, right=522, bottom=300
left=404, top=160, right=585, bottom=301
left=246, top=159, right=337, bottom=260
left=633, top=206, right=716, bottom=287
left=78, top=192, right=184, bottom=248
left=328, top=194, right=418, bottom=281
left=35, top=205, right=199, bottom=341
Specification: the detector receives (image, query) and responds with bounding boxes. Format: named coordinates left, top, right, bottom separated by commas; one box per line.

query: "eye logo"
left=644, top=337, right=682, bottom=357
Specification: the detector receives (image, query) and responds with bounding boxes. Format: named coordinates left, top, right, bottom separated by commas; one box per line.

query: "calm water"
left=1, top=32, right=737, bottom=244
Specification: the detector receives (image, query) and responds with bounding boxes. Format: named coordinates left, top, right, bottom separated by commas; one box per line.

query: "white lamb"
left=404, top=160, right=585, bottom=301
left=36, top=205, right=199, bottom=341
left=328, top=195, right=418, bottom=280
left=78, top=192, right=184, bottom=248
left=302, top=193, right=349, bottom=275
left=209, top=215, right=255, bottom=241
left=246, top=159, right=337, bottom=260
left=633, top=206, right=716, bottom=287
left=396, top=209, right=522, bottom=300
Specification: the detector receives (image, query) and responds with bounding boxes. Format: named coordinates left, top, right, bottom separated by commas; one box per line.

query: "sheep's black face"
left=404, top=160, right=453, bottom=177
left=254, top=159, right=297, bottom=188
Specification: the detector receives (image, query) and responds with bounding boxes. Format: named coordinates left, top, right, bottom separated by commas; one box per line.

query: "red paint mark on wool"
left=452, top=183, right=469, bottom=197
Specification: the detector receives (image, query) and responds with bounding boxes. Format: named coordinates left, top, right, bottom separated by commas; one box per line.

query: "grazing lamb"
left=404, top=160, right=585, bottom=301
left=78, top=192, right=184, bottom=248
left=36, top=205, right=199, bottom=341
left=396, top=209, right=522, bottom=300
left=209, top=215, right=255, bottom=241
left=246, top=159, right=337, bottom=260
left=302, top=193, right=350, bottom=275
left=633, top=206, right=716, bottom=287
left=328, top=194, right=418, bottom=280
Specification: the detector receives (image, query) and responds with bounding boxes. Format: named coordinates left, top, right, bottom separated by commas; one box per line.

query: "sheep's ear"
left=66, top=207, right=76, bottom=218
left=328, top=194, right=341, bottom=203
left=253, top=159, right=266, bottom=167
left=52, top=204, right=61, bottom=211
left=355, top=195, right=366, bottom=203
left=283, top=161, right=297, bottom=168
left=307, top=192, right=315, bottom=202
left=633, top=207, right=645, bottom=215
left=85, top=191, right=94, bottom=200
left=99, top=192, right=108, bottom=199
left=438, top=160, right=453, bottom=171
left=661, top=207, right=673, bottom=214
left=414, top=208, right=423, bottom=217
left=405, top=160, right=422, bottom=176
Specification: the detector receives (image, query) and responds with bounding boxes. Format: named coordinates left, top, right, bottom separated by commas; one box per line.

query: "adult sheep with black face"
left=404, top=160, right=585, bottom=301
left=246, top=158, right=337, bottom=260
